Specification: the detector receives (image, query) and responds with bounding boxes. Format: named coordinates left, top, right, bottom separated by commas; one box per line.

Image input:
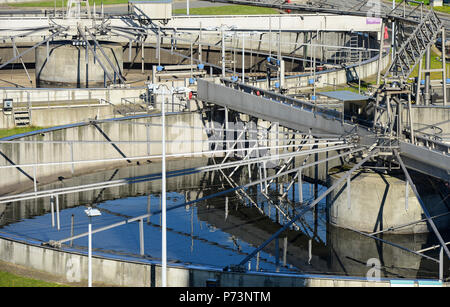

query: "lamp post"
left=146, top=82, right=191, bottom=287
left=84, top=206, right=101, bottom=287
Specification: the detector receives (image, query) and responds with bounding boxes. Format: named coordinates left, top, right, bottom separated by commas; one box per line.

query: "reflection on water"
left=0, top=157, right=447, bottom=279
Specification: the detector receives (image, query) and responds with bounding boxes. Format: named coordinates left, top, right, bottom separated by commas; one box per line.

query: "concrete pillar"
left=35, top=42, right=123, bottom=87
left=327, top=169, right=450, bottom=234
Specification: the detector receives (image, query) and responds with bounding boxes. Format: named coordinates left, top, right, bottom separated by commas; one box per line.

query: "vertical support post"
left=374, top=94, right=380, bottom=128
left=88, top=219, right=92, bottom=287
left=278, top=16, right=282, bottom=92
left=225, top=196, right=228, bottom=220
left=224, top=106, right=229, bottom=151
left=263, top=161, right=268, bottom=193
left=269, top=16, right=272, bottom=57
left=308, top=239, right=312, bottom=264
left=442, top=28, right=447, bottom=106
left=397, top=99, right=403, bottom=138
left=347, top=175, right=351, bottom=210
left=391, top=0, right=396, bottom=63
left=152, top=65, right=156, bottom=84
left=408, top=93, right=415, bottom=144
left=33, top=163, right=37, bottom=193
left=313, top=31, right=317, bottom=98
left=50, top=195, right=55, bottom=228
left=46, top=40, right=49, bottom=64
left=56, top=195, right=60, bottom=231
left=85, top=44, right=89, bottom=88
left=157, top=26, right=161, bottom=67
left=242, top=34, right=245, bottom=83
left=190, top=43, right=193, bottom=79
left=424, top=46, right=431, bottom=105
left=146, top=124, right=151, bottom=156
left=256, top=252, right=260, bottom=271
left=282, top=236, right=287, bottom=267
left=298, top=169, right=303, bottom=203
left=416, top=58, right=423, bottom=104
left=129, top=40, right=132, bottom=62
left=275, top=237, right=279, bottom=272
left=405, top=180, right=409, bottom=211
left=280, top=60, right=285, bottom=90
left=377, top=21, right=385, bottom=86
left=147, top=194, right=151, bottom=224
left=141, top=38, right=145, bottom=74
left=161, top=90, right=167, bottom=287
left=139, top=218, right=144, bottom=256
left=439, top=246, right=444, bottom=282
left=386, top=95, right=392, bottom=135
left=259, top=163, right=264, bottom=192
left=221, top=30, right=225, bottom=78
left=70, top=214, right=74, bottom=247
left=190, top=204, right=194, bottom=252
left=70, top=141, right=75, bottom=175
left=358, top=51, right=362, bottom=94
left=275, top=122, right=279, bottom=164
left=198, top=22, right=203, bottom=64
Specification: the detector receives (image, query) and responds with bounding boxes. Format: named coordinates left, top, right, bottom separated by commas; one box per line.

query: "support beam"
left=77, top=27, right=114, bottom=83
left=11, top=38, right=33, bottom=85
left=394, top=150, right=450, bottom=260
left=0, top=29, right=62, bottom=71
left=52, top=147, right=365, bottom=246
left=236, top=148, right=378, bottom=268
left=84, top=27, right=125, bottom=84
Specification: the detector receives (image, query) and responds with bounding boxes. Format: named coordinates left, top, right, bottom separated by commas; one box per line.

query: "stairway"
left=13, top=107, right=31, bottom=126
left=385, top=9, right=443, bottom=82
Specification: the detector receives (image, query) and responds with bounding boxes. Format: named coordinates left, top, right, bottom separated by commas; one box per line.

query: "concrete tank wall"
left=327, top=169, right=450, bottom=234
left=0, top=235, right=397, bottom=287
left=0, top=112, right=209, bottom=195
left=35, top=41, right=123, bottom=87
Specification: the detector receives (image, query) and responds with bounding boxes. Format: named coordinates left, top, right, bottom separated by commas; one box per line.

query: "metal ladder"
left=348, top=33, right=360, bottom=63
left=224, top=34, right=234, bottom=75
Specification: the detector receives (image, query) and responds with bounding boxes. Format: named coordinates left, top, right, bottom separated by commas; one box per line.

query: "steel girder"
left=385, top=9, right=443, bottom=82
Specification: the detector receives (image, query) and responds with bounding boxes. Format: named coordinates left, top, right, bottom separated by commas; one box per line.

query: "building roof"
left=317, top=90, right=370, bottom=102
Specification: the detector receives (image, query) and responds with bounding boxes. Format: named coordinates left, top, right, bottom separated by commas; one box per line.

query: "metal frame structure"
left=0, top=0, right=448, bottom=284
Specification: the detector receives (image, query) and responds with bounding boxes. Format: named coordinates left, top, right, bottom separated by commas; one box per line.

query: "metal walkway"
left=197, top=78, right=450, bottom=182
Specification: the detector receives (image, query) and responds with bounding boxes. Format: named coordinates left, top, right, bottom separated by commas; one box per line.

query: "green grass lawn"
left=0, top=270, right=66, bottom=287
left=7, top=0, right=128, bottom=7
left=0, top=126, right=44, bottom=139
left=409, top=49, right=450, bottom=80
left=394, top=0, right=450, bottom=14
left=8, top=0, right=280, bottom=15
left=173, top=5, right=279, bottom=15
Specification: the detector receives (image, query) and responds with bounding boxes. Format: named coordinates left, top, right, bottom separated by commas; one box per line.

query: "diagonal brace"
left=235, top=148, right=379, bottom=268
left=394, top=150, right=450, bottom=260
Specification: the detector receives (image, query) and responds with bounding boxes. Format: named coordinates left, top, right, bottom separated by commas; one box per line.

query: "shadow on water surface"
left=0, top=157, right=448, bottom=280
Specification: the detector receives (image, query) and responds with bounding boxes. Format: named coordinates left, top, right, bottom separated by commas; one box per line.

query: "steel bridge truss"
left=385, top=9, right=443, bottom=82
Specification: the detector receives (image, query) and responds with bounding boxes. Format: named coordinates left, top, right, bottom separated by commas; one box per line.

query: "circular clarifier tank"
left=35, top=40, right=123, bottom=87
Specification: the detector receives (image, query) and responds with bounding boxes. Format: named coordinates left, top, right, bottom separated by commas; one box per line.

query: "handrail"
left=220, top=78, right=344, bottom=122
